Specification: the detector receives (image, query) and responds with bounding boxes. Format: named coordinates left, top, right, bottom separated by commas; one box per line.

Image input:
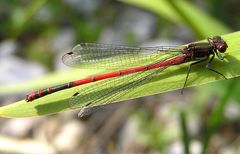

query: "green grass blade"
left=0, top=32, right=240, bottom=118
left=201, top=79, right=236, bottom=154
left=180, top=111, right=190, bottom=154
left=119, top=0, right=230, bottom=38
left=10, top=0, right=48, bottom=38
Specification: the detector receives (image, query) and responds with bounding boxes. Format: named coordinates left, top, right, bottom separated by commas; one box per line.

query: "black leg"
left=206, top=53, right=227, bottom=79
left=181, top=57, right=209, bottom=94
left=214, top=50, right=224, bottom=60
left=207, top=37, right=215, bottom=48
left=207, top=37, right=212, bottom=44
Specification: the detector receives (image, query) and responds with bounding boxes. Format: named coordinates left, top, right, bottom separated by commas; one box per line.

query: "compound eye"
left=218, top=44, right=226, bottom=53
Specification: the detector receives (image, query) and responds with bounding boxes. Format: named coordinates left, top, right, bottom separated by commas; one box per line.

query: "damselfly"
left=26, top=36, right=228, bottom=112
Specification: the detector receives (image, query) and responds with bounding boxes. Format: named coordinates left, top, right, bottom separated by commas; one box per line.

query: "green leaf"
left=0, top=32, right=240, bottom=118
left=119, top=0, right=230, bottom=38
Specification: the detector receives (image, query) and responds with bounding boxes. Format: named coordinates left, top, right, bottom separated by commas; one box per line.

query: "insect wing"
left=69, top=65, right=168, bottom=113
left=62, top=43, right=182, bottom=70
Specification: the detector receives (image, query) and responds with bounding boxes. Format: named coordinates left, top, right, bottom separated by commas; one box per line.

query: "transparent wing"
left=68, top=64, right=169, bottom=112
left=62, top=43, right=183, bottom=69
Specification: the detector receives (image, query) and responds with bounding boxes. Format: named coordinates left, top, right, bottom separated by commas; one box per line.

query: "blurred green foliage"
left=0, top=0, right=240, bottom=153
left=0, top=0, right=104, bottom=68
left=120, top=0, right=230, bottom=38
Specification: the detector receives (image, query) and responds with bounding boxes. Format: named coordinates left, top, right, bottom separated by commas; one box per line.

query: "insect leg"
left=181, top=57, right=209, bottom=94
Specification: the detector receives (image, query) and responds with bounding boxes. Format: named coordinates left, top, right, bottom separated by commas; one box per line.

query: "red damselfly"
left=26, top=36, right=228, bottom=111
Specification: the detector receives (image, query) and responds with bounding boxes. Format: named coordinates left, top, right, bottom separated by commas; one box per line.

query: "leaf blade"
left=1, top=32, right=240, bottom=118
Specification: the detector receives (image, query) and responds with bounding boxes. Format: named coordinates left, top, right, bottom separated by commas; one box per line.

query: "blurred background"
left=0, top=0, right=240, bottom=154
